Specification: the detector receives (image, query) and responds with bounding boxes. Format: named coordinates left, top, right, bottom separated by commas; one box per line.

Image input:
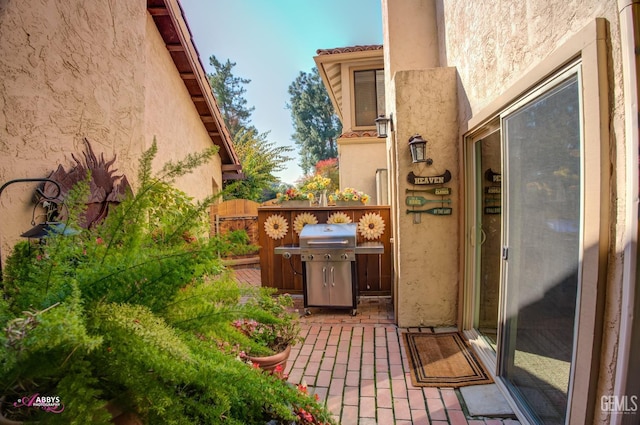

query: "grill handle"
left=322, top=266, right=327, bottom=287
left=307, top=239, right=350, bottom=246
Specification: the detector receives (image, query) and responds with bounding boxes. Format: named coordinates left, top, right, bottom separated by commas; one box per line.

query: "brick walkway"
left=233, top=268, right=520, bottom=425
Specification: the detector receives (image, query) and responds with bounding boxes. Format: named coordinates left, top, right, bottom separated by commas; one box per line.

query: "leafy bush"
left=0, top=142, right=334, bottom=424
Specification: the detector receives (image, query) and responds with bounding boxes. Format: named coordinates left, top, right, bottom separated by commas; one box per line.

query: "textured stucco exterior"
left=0, top=1, right=224, bottom=261
left=390, top=68, right=459, bottom=328
left=382, top=0, right=634, bottom=423
left=337, top=137, right=386, bottom=205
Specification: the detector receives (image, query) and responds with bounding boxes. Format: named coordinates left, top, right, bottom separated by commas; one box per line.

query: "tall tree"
left=207, top=55, right=293, bottom=201
left=224, top=127, right=292, bottom=201
left=207, top=55, right=254, bottom=138
left=287, top=67, right=342, bottom=175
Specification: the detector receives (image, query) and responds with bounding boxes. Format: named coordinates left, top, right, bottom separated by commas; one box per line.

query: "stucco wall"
left=337, top=137, right=387, bottom=205
left=437, top=2, right=626, bottom=422
left=392, top=68, right=459, bottom=328
left=0, top=1, right=223, bottom=262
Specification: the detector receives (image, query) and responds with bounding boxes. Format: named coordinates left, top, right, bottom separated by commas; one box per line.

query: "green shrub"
left=0, top=142, right=334, bottom=424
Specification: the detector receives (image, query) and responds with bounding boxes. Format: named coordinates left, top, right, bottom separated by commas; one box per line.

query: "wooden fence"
left=210, top=199, right=260, bottom=267
left=257, top=205, right=392, bottom=296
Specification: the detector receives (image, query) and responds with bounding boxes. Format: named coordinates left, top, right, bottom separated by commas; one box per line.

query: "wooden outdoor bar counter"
left=257, top=205, right=392, bottom=296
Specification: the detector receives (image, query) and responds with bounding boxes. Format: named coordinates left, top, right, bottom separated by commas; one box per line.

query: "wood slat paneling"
left=258, top=205, right=392, bottom=296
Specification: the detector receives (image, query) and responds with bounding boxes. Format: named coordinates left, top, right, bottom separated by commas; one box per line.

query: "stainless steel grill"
left=299, top=223, right=358, bottom=315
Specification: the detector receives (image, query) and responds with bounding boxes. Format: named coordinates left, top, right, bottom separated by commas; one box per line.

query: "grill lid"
left=299, top=223, right=357, bottom=248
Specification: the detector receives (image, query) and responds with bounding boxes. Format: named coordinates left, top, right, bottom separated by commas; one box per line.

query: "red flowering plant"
left=229, top=289, right=302, bottom=357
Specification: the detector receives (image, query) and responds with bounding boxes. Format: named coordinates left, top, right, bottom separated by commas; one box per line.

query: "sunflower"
left=358, top=212, right=385, bottom=240
left=264, top=214, right=289, bottom=240
left=327, top=211, right=352, bottom=224
left=293, top=212, right=318, bottom=234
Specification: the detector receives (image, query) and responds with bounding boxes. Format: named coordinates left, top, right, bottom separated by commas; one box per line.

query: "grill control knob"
left=282, top=252, right=292, bottom=259
left=307, top=254, right=314, bottom=260
left=324, top=253, right=332, bottom=260
left=341, top=253, right=349, bottom=260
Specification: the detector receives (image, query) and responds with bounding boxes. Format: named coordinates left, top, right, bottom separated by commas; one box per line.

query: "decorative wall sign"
left=485, top=186, right=501, bottom=194
left=407, top=170, right=452, bottom=185
left=405, top=196, right=452, bottom=206
left=484, top=206, right=501, bottom=215
left=407, top=207, right=453, bottom=216
left=405, top=187, right=452, bottom=195
left=264, top=214, right=289, bottom=240
left=485, top=168, right=501, bottom=183
left=293, top=212, right=318, bottom=234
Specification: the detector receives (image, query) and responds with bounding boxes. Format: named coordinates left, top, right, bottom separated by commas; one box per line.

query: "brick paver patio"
left=233, top=267, right=520, bottom=425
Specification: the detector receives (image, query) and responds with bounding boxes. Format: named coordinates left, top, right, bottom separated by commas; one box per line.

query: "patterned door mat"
left=402, top=332, right=493, bottom=388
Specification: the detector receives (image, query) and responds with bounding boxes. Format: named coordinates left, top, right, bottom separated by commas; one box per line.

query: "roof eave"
left=147, top=0, right=241, bottom=173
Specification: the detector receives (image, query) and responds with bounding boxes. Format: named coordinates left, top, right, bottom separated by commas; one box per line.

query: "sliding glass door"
left=500, top=70, right=581, bottom=424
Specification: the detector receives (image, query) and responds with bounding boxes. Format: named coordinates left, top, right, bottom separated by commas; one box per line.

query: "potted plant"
left=230, top=290, right=302, bottom=372
left=275, top=187, right=312, bottom=207
left=329, top=187, right=370, bottom=206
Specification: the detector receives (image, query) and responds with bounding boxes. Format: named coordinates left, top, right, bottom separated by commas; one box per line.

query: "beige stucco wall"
left=337, top=137, right=387, bottom=205
left=391, top=68, right=459, bottom=328
left=0, top=1, right=223, bottom=263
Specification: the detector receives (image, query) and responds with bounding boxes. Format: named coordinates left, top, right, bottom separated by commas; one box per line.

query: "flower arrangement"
left=276, top=187, right=312, bottom=203
left=300, top=175, right=331, bottom=193
left=329, top=187, right=370, bottom=205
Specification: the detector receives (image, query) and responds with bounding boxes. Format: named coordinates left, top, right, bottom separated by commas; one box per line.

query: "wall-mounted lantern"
left=408, top=134, right=433, bottom=165
left=375, top=115, right=390, bottom=138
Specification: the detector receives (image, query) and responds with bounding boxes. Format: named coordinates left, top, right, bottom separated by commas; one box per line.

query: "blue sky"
left=180, top=0, right=383, bottom=184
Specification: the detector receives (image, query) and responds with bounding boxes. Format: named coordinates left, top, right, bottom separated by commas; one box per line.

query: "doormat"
left=402, top=332, right=493, bottom=388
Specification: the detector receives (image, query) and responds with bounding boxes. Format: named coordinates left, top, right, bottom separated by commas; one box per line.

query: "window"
left=354, top=69, right=385, bottom=127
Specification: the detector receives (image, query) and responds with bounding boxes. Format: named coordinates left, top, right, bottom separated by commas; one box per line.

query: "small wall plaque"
left=405, top=196, right=452, bottom=206
left=407, top=170, right=452, bottom=185
left=407, top=207, right=453, bottom=216
left=405, top=187, right=452, bottom=195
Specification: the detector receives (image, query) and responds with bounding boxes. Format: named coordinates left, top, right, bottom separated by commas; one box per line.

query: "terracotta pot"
left=246, top=345, right=292, bottom=373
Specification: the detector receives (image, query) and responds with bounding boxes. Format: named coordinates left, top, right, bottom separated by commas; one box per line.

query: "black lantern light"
left=408, top=134, right=432, bottom=165
left=375, top=115, right=390, bottom=138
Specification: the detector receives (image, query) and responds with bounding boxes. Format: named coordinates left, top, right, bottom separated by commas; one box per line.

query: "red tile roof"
left=316, top=44, right=383, bottom=56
